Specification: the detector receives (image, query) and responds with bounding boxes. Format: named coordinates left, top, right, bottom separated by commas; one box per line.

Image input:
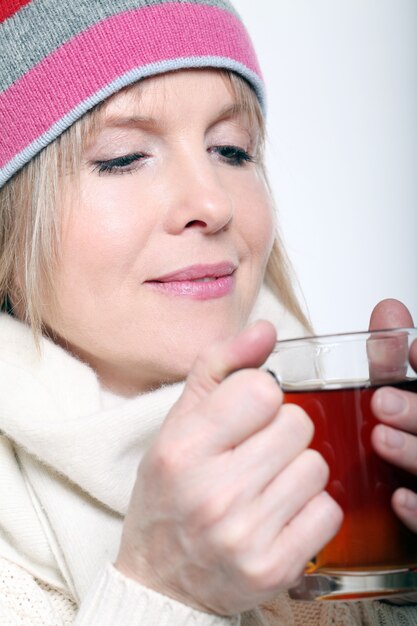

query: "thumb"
left=174, top=319, right=277, bottom=414
left=369, top=298, right=414, bottom=330
left=368, top=299, right=415, bottom=382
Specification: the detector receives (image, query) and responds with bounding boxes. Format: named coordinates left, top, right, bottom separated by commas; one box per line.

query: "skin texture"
left=44, top=70, right=275, bottom=396
left=116, top=320, right=343, bottom=614
left=115, top=300, right=417, bottom=615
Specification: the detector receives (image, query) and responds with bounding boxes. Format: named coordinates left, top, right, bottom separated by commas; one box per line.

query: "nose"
left=162, top=148, right=234, bottom=235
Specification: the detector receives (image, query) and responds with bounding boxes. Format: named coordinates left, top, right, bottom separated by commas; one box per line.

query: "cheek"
left=76, top=183, right=140, bottom=244
left=58, top=181, right=151, bottom=283
left=238, top=179, right=275, bottom=263
left=57, top=224, right=119, bottom=298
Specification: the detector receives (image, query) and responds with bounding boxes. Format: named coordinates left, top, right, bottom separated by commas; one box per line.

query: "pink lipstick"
left=145, top=262, right=236, bottom=300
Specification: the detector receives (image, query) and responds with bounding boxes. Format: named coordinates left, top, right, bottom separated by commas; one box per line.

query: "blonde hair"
left=0, top=70, right=311, bottom=338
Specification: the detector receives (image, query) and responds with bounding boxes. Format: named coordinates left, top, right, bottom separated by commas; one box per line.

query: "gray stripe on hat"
left=0, top=0, right=239, bottom=92
left=0, top=56, right=265, bottom=188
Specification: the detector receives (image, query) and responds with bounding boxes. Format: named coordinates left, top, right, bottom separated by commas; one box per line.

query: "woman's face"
left=48, top=70, right=275, bottom=394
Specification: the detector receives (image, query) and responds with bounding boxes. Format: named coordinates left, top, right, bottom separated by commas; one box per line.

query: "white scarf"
left=0, top=287, right=306, bottom=602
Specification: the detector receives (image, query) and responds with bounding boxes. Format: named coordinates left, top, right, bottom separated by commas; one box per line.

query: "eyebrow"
left=213, top=102, right=248, bottom=121
left=101, top=114, right=159, bottom=130
left=101, top=102, right=249, bottom=130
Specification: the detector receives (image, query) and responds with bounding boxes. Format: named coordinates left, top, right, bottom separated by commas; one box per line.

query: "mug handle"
left=289, top=570, right=417, bottom=601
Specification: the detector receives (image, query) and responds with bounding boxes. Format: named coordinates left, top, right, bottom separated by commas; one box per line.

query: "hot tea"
left=284, top=378, right=417, bottom=572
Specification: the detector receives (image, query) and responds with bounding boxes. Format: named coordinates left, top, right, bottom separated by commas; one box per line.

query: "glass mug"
left=271, top=328, right=417, bottom=601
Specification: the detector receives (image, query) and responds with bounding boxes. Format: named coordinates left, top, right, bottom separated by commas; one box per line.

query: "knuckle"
left=217, top=520, right=249, bottom=557
left=240, top=559, right=267, bottom=591
left=190, top=493, right=231, bottom=530
left=240, top=558, right=282, bottom=593
left=151, top=440, right=188, bottom=479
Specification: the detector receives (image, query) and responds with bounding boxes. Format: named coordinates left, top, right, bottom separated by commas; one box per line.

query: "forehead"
left=99, top=69, right=257, bottom=127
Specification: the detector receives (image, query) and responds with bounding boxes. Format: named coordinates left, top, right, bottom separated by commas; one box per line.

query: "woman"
left=0, top=1, right=416, bottom=624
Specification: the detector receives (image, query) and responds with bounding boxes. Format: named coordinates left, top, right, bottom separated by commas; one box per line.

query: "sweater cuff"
left=74, top=562, right=240, bottom=626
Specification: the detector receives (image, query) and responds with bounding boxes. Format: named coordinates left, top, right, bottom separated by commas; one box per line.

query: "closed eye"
left=210, top=145, right=255, bottom=167
left=91, top=152, right=147, bottom=175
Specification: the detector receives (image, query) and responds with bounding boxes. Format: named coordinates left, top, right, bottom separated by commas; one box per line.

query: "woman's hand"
left=370, top=299, right=417, bottom=533
left=115, top=320, right=342, bottom=616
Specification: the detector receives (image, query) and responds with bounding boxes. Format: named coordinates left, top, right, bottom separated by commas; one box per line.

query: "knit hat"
left=0, top=0, right=264, bottom=189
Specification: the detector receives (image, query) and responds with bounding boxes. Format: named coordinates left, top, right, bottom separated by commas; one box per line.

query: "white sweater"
left=0, top=294, right=416, bottom=625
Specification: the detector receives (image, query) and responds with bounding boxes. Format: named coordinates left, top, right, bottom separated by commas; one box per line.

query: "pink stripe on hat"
left=0, top=2, right=263, bottom=179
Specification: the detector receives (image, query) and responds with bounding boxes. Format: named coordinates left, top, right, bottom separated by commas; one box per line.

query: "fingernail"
left=397, top=489, right=417, bottom=511
left=381, top=426, right=405, bottom=449
left=378, top=388, right=407, bottom=415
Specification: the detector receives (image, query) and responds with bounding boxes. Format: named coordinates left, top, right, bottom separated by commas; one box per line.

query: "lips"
left=150, top=262, right=236, bottom=283
left=145, top=262, right=237, bottom=300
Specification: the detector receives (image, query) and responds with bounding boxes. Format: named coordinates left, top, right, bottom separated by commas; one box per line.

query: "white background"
left=233, top=0, right=417, bottom=333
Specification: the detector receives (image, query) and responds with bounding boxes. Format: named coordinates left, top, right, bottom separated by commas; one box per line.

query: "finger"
left=206, top=450, right=330, bottom=563
left=229, top=403, right=314, bottom=501
left=367, top=300, right=415, bottom=383
left=372, top=386, right=417, bottom=433
left=367, top=332, right=409, bottom=383
left=186, top=367, right=283, bottom=453
left=259, top=492, right=343, bottom=590
left=371, top=423, right=417, bottom=474
left=392, top=488, right=417, bottom=534
left=369, top=298, right=414, bottom=331
left=199, top=369, right=283, bottom=450
left=175, top=320, right=276, bottom=414
left=256, top=449, right=330, bottom=545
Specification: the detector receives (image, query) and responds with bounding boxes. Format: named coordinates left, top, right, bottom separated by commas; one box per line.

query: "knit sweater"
left=0, top=290, right=416, bottom=625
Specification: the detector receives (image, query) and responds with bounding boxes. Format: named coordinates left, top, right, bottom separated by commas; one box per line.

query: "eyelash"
left=91, top=145, right=255, bottom=176
left=211, top=145, right=255, bottom=167
left=92, top=152, right=146, bottom=175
